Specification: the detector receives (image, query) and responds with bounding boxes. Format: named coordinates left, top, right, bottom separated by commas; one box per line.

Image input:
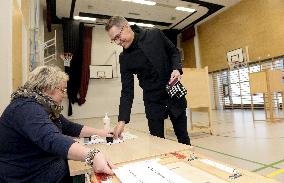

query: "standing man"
left=105, top=16, right=190, bottom=145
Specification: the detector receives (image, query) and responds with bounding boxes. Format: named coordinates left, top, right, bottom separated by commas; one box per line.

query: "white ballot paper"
left=86, top=132, right=138, bottom=145
left=113, top=159, right=192, bottom=183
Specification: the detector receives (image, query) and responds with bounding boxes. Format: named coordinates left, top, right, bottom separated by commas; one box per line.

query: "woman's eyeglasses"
left=56, top=87, right=67, bottom=94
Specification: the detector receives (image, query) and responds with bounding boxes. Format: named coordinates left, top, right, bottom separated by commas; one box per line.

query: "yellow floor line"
left=267, top=169, right=284, bottom=178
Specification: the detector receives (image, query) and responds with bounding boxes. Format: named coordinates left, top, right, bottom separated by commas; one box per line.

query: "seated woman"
left=0, top=66, right=114, bottom=183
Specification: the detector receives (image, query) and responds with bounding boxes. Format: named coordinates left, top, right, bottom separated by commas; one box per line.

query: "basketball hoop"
left=227, top=48, right=247, bottom=69
left=60, top=52, right=73, bottom=67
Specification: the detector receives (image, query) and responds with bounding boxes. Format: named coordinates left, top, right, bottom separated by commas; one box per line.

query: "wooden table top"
left=91, top=149, right=281, bottom=183
left=69, top=129, right=280, bottom=183
left=68, top=129, right=190, bottom=176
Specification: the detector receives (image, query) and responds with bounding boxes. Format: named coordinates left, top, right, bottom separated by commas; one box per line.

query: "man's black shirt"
left=123, top=33, right=168, bottom=103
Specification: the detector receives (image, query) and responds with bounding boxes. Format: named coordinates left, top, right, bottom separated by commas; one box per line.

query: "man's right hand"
left=113, top=121, right=125, bottom=139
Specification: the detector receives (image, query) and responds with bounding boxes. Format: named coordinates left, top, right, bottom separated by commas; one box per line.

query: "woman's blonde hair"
left=24, top=66, right=69, bottom=92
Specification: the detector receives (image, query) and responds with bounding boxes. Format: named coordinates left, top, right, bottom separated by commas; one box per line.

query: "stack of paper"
left=113, top=159, right=191, bottom=183
left=85, top=132, right=138, bottom=145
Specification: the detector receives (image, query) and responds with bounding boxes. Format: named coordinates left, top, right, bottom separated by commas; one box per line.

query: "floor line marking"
left=266, top=159, right=284, bottom=167
left=252, top=165, right=279, bottom=172
left=266, top=169, right=284, bottom=178
left=252, top=159, right=284, bottom=172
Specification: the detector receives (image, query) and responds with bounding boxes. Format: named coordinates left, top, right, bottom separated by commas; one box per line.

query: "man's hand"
left=92, top=151, right=115, bottom=175
left=113, top=121, right=125, bottom=139
left=169, top=69, right=181, bottom=84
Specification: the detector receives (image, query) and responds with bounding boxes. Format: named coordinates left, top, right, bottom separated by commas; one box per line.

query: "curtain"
left=78, top=26, right=93, bottom=105
left=62, top=19, right=83, bottom=116
left=46, top=0, right=61, bottom=32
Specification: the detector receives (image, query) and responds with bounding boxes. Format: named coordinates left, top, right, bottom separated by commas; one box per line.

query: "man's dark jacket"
left=118, top=25, right=187, bottom=123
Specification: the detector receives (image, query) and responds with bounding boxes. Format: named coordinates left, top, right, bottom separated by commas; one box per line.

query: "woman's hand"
left=79, top=126, right=113, bottom=138
left=92, top=151, right=115, bottom=175
left=95, top=129, right=113, bottom=137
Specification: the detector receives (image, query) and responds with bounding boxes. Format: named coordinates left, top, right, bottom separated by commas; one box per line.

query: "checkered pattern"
left=166, top=80, right=187, bottom=98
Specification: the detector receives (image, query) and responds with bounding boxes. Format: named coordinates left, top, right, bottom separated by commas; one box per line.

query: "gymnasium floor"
left=74, top=109, right=284, bottom=182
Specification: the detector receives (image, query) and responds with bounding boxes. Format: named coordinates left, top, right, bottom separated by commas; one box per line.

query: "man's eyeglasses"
left=111, top=24, right=127, bottom=44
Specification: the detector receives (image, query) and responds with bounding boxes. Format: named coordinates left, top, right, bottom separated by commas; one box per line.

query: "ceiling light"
left=129, top=22, right=154, bottom=28
left=122, top=0, right=156, bottom=6
left=175, top=7, right=195, bottom=13
left=74, top=16, right=96, bottom=22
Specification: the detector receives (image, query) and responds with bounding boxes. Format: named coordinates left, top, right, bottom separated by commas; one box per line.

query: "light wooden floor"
left=72, top=109, right=284, bottom=182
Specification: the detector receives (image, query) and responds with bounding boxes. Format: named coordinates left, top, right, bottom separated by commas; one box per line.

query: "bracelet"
left=85, top=149, right=100, bottom=166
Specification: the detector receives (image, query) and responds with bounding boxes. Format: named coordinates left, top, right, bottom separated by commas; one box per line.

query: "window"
left=211, top=56, right=284, bottom=109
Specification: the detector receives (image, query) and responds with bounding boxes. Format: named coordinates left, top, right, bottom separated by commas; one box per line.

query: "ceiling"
left=43, top=0, right=241, bottom=31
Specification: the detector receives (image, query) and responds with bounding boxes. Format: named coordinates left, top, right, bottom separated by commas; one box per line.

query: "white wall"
left=0, top=1, right=13, bottom=114
left=39, top=1, right=45, bottom=65
left=62, top=25, right=145, bottom=119
left=209, top=74, right=216, bottom=110
left=91, top=25, right=122, bottom=78
left=16, top=0, right=21, bottom=9
left=22, top=19, right=28, bottom=84
left=194, top=25, right=201, bottom=68
left=44, top=24, right=64, bottom=68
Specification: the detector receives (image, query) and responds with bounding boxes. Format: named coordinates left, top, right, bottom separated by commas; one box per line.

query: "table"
left=68, top=129, right=190, bottom=181
left=69, top=129, right=280, bottom=183
left=91, top=149, right=281, bottom=183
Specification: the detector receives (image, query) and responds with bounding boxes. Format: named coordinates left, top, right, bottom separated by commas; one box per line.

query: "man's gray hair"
left=105, top=16, right=128, bottom=31
left=24, top=66, right=69, bottom=92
